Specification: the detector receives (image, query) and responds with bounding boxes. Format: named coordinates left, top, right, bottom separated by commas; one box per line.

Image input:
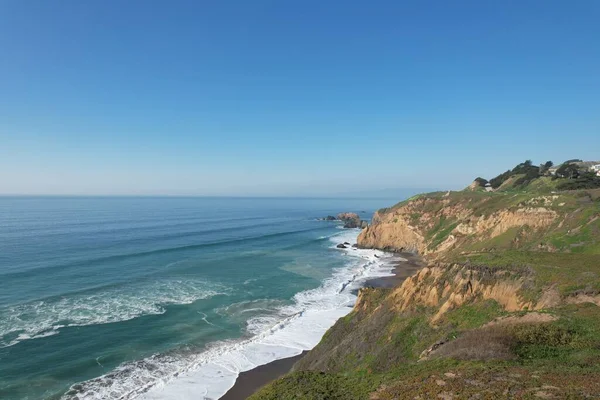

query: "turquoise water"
left=0, top=197, right=398, bottom=400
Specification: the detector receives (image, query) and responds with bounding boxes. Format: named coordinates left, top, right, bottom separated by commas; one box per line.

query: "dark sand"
left=219, top=252, right=424, bottom=400
left=361, top=252, right=424, bottom=290
left=220, top=352, right=307, bottom=400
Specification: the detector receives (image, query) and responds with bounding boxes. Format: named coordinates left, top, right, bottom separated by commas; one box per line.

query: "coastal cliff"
left=356, top=192, right=579, bottom=256
left=251, top=180, right=600, bottom=399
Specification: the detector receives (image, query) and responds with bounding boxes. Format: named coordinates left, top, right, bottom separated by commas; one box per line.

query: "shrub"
left=556, top=172, right=600, bottom=190
left=474, top=177, right=488, bottom=186
left=432, top=322, right=576, bottom=362
left=488, top=160, right=541, bottom=189
left=512, top=323, right=575, bottom=359
left=431, top=325, right=515, bottom=361
left=249, top=371, right=374, bottom=400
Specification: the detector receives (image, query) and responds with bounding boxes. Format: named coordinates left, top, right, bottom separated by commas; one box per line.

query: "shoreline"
left=359, top=252, right=424, bottom=291
left=219, top=351, right=307, bottom=400
left=219, top=251, right=424, bottom=400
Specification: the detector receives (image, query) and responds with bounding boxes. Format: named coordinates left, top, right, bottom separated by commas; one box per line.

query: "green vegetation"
left=429, top=220, right=459, bottom=250
left=472, top=177, right=489, bottom=189
left=488, top=159, right=542, bottom=189
left=253, top=301, right=600, bottom=399
left=455, top=251, right=600, bottom=297
left=478, top=159, right=600, bottom=192
left=253, top=303, right=600, bottom=399
left=443, top=299, right=505, bottom=331
left=249, top=371, right=376, bottom=400
left=556, top=171, right=600, bottom=190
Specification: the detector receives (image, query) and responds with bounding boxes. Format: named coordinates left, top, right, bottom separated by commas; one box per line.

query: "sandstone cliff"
left=389, top=263, right=531, bottom=323
left=355, top=191, right=592, bottom=258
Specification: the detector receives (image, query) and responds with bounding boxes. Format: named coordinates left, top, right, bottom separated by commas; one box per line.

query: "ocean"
left=0, top=197, right=400, bottom=400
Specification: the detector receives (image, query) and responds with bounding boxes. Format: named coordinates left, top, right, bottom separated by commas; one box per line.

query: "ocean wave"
left=2, top=213, right=274, bottom=236
left=0, top=279, right=227, bottom=348
left=215, top=299, right=291, bottom=335
left=60, top=230, right=398, bottom=400
left=1, top=227, right=326, bottom=281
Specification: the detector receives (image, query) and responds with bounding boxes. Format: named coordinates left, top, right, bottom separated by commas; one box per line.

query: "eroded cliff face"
left=357, top=211, right=426, bottom=253
left=298, top=261, right=540, bottom=374
left=354, top=193, right=567, bottom=324
left=388, top=263, right=532, bottom=323
left=354, top=262, right=535, bottom=328
left=349, top=191, right=600, bottom=334
left=357, top=194, right=558, bottom=257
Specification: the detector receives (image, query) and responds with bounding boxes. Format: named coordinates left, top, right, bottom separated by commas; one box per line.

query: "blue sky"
left=1, top=0, right=598, bottom=196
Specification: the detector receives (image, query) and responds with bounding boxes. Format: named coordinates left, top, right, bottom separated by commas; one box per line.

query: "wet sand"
left=361, top=252, right=424, bottom=290
left=219, top=252, right=424, bottom=400
left=219, top=352, right=307, bottom=400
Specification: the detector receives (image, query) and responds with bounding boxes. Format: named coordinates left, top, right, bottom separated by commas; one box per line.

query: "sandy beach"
left=220, top=252, right=424, bottom=400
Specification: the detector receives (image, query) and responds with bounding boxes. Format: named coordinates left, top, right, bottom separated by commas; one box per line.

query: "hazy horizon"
left=1, top=1, right=598, bottom=196
left=0, top=187, right=437, bottom=199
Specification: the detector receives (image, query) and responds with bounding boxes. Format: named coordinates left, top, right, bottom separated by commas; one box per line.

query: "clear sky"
left=1, top=0, right=598, bottom=196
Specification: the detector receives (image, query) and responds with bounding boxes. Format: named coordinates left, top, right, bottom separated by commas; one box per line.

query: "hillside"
left=467, top=159, right=600, bottom=193
left=250, top=175, right=600, bottom=399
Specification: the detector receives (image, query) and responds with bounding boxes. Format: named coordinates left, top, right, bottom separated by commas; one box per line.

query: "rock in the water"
left=337, top=212, right=369, bottom=229
left=318, top=215, right=337, bottom=221
left=336, top=243, right=347, bottom=249
left=352, top=243, right=358, bottom=248
left=343, top=242, right=350, bottom=245
left=337, top=212, right=360, bottom=228
left=337, top=212, right=360, bottom=221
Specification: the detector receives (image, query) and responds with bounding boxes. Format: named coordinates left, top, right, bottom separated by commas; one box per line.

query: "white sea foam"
left=0, top=279, right=226, bottom=348
left=60, top=229, right=402, bottom=400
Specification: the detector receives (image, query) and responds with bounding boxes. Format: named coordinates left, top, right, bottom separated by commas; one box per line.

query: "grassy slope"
left=251, top=187, right=600, bottom=399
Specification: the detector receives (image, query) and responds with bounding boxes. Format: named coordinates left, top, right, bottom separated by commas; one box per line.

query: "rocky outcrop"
left=337, top=212, right=369, bottom=229
left=337, top=212, right=360, bottom=228
left=337, top=212, right=360, bottom=220
left=389, top=263, right=533, bottom=323
left=319, top=213, right=369, bottom=228
left=358, top=211, right=425, bottom=252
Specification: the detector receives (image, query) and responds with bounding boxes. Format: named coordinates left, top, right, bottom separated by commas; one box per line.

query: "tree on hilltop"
left=539, top=161, right=554, bottom=175
left=556, top=163, right=580, bottom=179
left=474, top=177, right=489, bottom=186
